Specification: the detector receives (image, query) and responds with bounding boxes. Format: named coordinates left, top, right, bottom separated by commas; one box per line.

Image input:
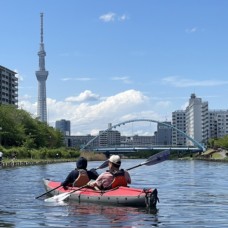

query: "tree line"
left=208, top=136, right=228, bottom=150
left=0, top=105, right=63, bottom=148
left=0, top=105, right=80, bottom=159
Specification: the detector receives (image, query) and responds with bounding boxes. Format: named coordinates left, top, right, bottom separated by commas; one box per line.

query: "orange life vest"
left=108, top=169, right=128, bottom=189
left=73, top=169, right=90, bottom=187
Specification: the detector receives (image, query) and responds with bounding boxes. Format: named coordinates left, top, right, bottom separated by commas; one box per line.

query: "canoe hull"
left=43, top=179, right=158, bottom=208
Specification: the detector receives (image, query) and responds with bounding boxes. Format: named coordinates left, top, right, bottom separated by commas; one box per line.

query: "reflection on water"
left=0, top=160, right=228, bottom=227
left=65, top=202, right=158, bottom=227
left=0, top=209, right=16, bottom=228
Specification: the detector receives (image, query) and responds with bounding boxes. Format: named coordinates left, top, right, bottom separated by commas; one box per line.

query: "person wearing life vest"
left=88, top=155, right=131, bottom=190
left=61, top=157, right=98, bottom=189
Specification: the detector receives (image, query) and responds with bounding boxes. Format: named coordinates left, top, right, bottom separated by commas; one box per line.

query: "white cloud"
left=19, top=94, right=32, bottom=100
left=14, top=69, right=23, bottom=81
left=99, top=12, right=128, bottom=22
left=99, top=12, right=116, bottom=22
left=65, top=90, right=100, bottom=102
left=162, top=76, right=228, bottom=87
left=118, top=14, right=128, bottom=21
left=61, top=77, right=92, bottom=81
left=19, top=89, right=156, bottom=135
left=111, top=76, right=132, bottom=84
left=185, top=27, right=197, bottom=33
left=18, top=100, right=37, bottom=116
left=181, top=101, right=189, bottom=110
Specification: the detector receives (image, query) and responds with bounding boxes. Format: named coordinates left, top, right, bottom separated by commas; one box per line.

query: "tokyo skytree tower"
left=36, top=13, right=48, bottom=122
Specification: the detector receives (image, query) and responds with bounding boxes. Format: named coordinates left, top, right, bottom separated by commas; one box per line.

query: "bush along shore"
left=0, top=150, right=107, bottom=168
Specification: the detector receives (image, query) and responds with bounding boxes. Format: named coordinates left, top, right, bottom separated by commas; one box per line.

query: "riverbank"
left=1, top=149, right=227, bottom=168
left=0, top=158, right=75, bottom=168
left=178, top=148, right=228, bottom=162
left=0, top=151, right=107, bottom=168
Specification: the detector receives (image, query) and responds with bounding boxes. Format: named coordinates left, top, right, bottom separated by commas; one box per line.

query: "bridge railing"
left=85, top=144, right=201, bottom=152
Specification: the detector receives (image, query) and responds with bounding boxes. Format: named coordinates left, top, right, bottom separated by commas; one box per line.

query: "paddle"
left=127, top=149, right=170, bottom=171
left=36, top=185, right=62, bottom=199
left=44, top=183, right=89, bottom=202
left=36, top=159, right=109, bottom=200
left=45, top=150, right=170, bottom=202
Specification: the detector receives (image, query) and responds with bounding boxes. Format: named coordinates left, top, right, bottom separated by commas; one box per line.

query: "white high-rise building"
left=185, top=93, right=208, bottom=146
left=172, top=94, right=228, bottom=147
left=36, top=13, right=48, bottom=122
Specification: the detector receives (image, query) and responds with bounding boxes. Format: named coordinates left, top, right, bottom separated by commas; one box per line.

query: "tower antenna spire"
left=40, top=12, right=43, bottom=43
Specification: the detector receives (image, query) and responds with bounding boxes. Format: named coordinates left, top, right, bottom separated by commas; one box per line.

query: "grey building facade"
left=64, top=135, right=98, bottom=148
left=172, top=110, right=186, bottom=146
left=0, top=65, right=18, bottom=106
left=155, top=121, right=172, bottom=145
left=55, top=119, right=71, bottom=136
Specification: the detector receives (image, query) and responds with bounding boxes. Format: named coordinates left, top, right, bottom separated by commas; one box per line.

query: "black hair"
left=76, top=157, right=87, bottom=169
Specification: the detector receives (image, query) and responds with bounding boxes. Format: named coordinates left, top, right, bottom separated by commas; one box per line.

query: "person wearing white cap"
left=88, top=155, right=131, bottom=190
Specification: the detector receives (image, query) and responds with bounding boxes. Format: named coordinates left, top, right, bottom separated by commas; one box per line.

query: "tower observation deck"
left=36, top=13, right=48, bottom=122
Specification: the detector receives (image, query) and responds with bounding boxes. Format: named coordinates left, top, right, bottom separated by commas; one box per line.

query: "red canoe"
left=43, top=179, right=158, bottom=208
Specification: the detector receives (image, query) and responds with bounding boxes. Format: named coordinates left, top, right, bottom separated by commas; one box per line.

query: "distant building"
left=172, top=94, right=228, bottom=147
left=99, top=123, right=121, bottom=147
left=64, top=135, right=98, bottom=148
left=55, top=119, right=71, bottom=136
left=0, top=65, right=18, bottom=106
left=155, top=121, right=172, bottom=145
left=209, top=110, right=228, bottom=139
left=172, top=110, right=186, bottom=146
left=121, top=135, right=155, bottom=146
left=185, top=93, right=208, bottom=146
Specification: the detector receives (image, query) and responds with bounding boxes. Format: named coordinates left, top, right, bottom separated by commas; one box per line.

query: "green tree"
left=0, top=105, right=64, bottom=149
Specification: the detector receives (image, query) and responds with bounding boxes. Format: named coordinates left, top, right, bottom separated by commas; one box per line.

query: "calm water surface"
left=0, top=159, right=228, bottom=227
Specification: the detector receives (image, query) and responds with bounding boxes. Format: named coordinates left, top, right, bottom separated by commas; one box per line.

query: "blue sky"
left=1, top=0, right=228, bottom=135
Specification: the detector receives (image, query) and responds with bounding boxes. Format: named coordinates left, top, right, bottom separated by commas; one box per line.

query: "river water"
left=0, top=159, right=228, bottom=227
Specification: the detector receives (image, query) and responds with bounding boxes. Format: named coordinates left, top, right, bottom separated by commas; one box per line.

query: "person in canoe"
left=88, top=155, right=131, bottom=190
left=61, top=157, right=99, bottom=189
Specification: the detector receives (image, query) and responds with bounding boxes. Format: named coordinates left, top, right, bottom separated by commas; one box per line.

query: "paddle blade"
left=144, top=150, right=170, bottom=166
left=96, top=160, right=109, bottom=170
left=44, top=192, right=71, bottom=202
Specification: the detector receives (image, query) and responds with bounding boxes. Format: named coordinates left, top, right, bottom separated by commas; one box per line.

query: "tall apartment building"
left=172, top=110, right=186, bottom=146
left=0, top=65, right=18, bottom=106
left=185, top=93, right=208, bottom=146
left=55, top=119, right=71, bottom=136
left=209, top=110, right=228, bottom=139
left=172, top=94, right=228, bottom=147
